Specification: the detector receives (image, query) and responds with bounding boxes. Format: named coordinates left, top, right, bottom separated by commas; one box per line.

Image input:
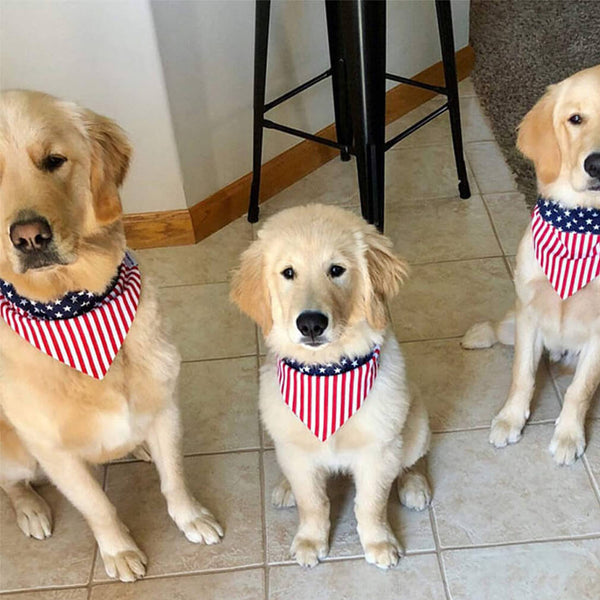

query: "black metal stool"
left=248, top=0, right=471, bottom=231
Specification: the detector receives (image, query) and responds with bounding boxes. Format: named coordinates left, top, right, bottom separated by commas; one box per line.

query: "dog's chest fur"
left=516, top=229, right=600, bottom=352
left=260, top=332, right=412, bottom=465
left=0, top=282, right=179, bottom=462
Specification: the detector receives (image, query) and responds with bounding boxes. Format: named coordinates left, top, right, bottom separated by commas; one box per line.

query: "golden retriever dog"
left=462, top=64, right=600, bottom=465
left=0, top=90, right=222, bottom=582
left=231, top=204, right=431, bottom=569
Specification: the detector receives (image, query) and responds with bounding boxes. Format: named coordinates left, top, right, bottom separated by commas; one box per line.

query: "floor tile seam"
left=386, top=134, right=496, bottom=154
left=430, top=418, right=558, bottom=436
left=90, top=563, right=266, bottom=588
left=157, top=279, right=231, bottom=290
left=0, top=585, right=89, bottom=596
left=256, top=348, right=270, bottom=600
left=581, top=455, right=600, bottom=507
left=428, top=506, right=453, bottom=600
left=407, top=254, right=506, bottom=268
left=181, top=353, right=258, bottom=365
left=438, top=532, right=600, bottom=553
left=463, top=144, right=520, bottom=196
left=480, top=194, right=511, bottom=259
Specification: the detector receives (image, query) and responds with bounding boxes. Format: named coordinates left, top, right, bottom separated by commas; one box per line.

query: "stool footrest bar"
left=263, top=119, right=350, bottom=152
left=385, top=73, right=447, bottom=96
left=384, top=103, right=449, bottom=151
left=264, top=68, right=333, bottom=113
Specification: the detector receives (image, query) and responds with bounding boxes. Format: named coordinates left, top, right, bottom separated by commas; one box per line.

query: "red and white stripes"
left=531, top=205, right=600, bottom=299
left=0, top=260, right=141, bottom=379
left=277, top=347, right=380, bottom=442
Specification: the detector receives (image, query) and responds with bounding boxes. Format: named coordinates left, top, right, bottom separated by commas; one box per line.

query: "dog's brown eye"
left=329, top=265, right=346, bottom=278
left=41, top=154, right=67, bottom=172
left=568, top=114, right=583, bottom=125
left=281, top=267, right=295, bottom=280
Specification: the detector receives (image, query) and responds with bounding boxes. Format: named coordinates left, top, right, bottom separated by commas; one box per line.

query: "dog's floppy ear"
left=517, top=85, right=561, bottom=185
left=230, top=240, right=273, bottom=334
left=84, top=110, right=132, bottom=225
left=363, top=226, right=409, bottom=330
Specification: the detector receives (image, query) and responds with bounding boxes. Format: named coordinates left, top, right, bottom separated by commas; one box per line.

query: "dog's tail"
left=461, top=309, right=515, bottom=349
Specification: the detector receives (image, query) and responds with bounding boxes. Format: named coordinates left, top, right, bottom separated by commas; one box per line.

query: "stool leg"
left=248, top=0, right=271, bottom=223
left=325, top=0, right=352, bottom=162
left=340, top=0, right=386, bottom=231
left=435, top=0, right=471, bottom=199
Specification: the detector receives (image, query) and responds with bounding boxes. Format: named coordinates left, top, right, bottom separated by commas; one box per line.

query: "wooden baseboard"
left=125, top=45, right=475, bottom=249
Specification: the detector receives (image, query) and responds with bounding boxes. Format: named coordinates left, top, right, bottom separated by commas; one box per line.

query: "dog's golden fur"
left=462, top=65, right=600, bottom=465
left=0, top=90, right=222, bottom=582
left=232, top=205, right=431, bottom=569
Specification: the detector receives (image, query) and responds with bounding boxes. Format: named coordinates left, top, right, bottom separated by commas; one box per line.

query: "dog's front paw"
left=14, top=489, right=53, bottom=540
left=363, top=535, right=403, bottom=570
left=290, top=535, right=329, bottom=568
left=176, top=504, right=224, bottom=545
left=398, top=471, right=431, bottom=511
left=101, top=548, right=148, bottom=582
left=461, top=321, right=497, bottom=349
left=272, top=478, right=296, bottom=508
left=489, top=411, right=527, bottom=448
left=549, top=426, right=585, bottom=466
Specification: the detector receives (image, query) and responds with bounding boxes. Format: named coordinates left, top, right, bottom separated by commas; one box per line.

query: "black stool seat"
left=248, top=0, right=471, bottom=231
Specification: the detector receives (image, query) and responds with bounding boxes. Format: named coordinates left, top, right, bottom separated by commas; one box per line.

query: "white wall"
left=152, top=0, right=470, bottom=209
left=0, top=0, right=187, bottom=213
left=1, top=0, right=470, bottom=215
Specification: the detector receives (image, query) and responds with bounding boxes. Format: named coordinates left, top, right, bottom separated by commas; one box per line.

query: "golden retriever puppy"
left=231, top=204, right=431, bottom=569
left=0, top=90, right=222, bottom=582
left=462, top=65, right=600, bottom=465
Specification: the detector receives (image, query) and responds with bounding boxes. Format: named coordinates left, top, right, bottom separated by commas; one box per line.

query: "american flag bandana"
left=0, top=252, right=141, bottom=380
left=531, top=198, right=600, bottom=299
left=277, top=346, right=380, bottom=442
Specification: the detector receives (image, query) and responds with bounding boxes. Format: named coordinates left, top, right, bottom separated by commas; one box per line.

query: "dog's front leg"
left=550, top=341, right=600, bottom=465
left=490, top=305, right=543, bottom=447
left=145, top=404, right=223, bottom=545
left=28, top=444, right=147, bottom=582
left=354, top=448, right=403, bottom=569
left=276, top=445, right=330, bottom=568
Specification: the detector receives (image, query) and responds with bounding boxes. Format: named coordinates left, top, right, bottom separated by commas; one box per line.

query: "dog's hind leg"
left=0, top=417, right=52, bottom=540
left=461, top=309, right=516, bottom=349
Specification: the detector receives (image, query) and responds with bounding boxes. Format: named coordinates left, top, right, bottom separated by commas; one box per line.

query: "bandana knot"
left=531, top=197, right=600, bottom=299
left=0, top=252, right=141, bottom=379
left=277, top=346, right=380, bottom=442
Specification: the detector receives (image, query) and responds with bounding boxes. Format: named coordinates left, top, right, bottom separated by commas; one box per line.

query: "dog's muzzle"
left=9, top=216, right=64, bottom=271
left=584, top=152, right=600, bottom=191
left=296, top=310, right=329, bottom=347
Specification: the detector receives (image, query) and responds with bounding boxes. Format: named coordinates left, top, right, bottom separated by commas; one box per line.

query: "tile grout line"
left=254, top=325, right=270, bottom=600
left=428, top=505, right=452, bottom=600
left=439, top=531, right=600, bottom=553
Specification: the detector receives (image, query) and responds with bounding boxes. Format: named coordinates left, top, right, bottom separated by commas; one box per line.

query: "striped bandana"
left=0, top=252, right=141, bottom=380
left=277, top=346, right=380, bottom=442
left=531, top=198, right=600, bottom=299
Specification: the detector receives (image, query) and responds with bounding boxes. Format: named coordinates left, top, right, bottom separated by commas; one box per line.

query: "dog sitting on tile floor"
left=231, top=204, right=431, bottom=569
left=462, top=65, right=600, bottom=465
left=0, top=90, right=222, bottom=582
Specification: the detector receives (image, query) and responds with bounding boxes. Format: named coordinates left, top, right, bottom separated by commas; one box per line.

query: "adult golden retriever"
left=0, top=90, right=222, bottom=582
left=463, top=65, right=600, bottom=465
left=231, top=204, right=431, bottom=569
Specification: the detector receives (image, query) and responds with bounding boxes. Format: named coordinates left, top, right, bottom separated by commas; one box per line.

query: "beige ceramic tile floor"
left=2, top=78, right=599, bottom=599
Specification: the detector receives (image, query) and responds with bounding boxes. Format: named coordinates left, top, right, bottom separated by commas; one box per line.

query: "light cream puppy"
left=463, top=65, right=600, bottom=465
left=0, top=90, right=222, bottom=582
left=232, top=204, right=431, bottom=569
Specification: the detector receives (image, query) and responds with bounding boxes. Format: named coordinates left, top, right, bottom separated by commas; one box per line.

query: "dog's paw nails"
left=489, top=416, right=524, bottom=448
left=102, top=548, right=148, bottom=582
left=549, top=430, right=585, bottom=466
left=179, top=509, right=224, bottom=545
left=290, top=536, right=328, bottom=568
left=272, top=479, right=296, bottom=508
left=364, top=539, right=403, bottom=570
left=15, top=494, right=53, bottom=540
left=398, top=473, right=431, bottom=511
left=461, top=322, right=496, bottom=349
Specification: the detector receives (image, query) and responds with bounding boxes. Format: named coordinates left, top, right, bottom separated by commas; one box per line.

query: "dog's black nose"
left=584, top=153, right=600, bottom=179
left=9, top=218, right=53, bottom=253
left=296, top=311, right=329, bottom=339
